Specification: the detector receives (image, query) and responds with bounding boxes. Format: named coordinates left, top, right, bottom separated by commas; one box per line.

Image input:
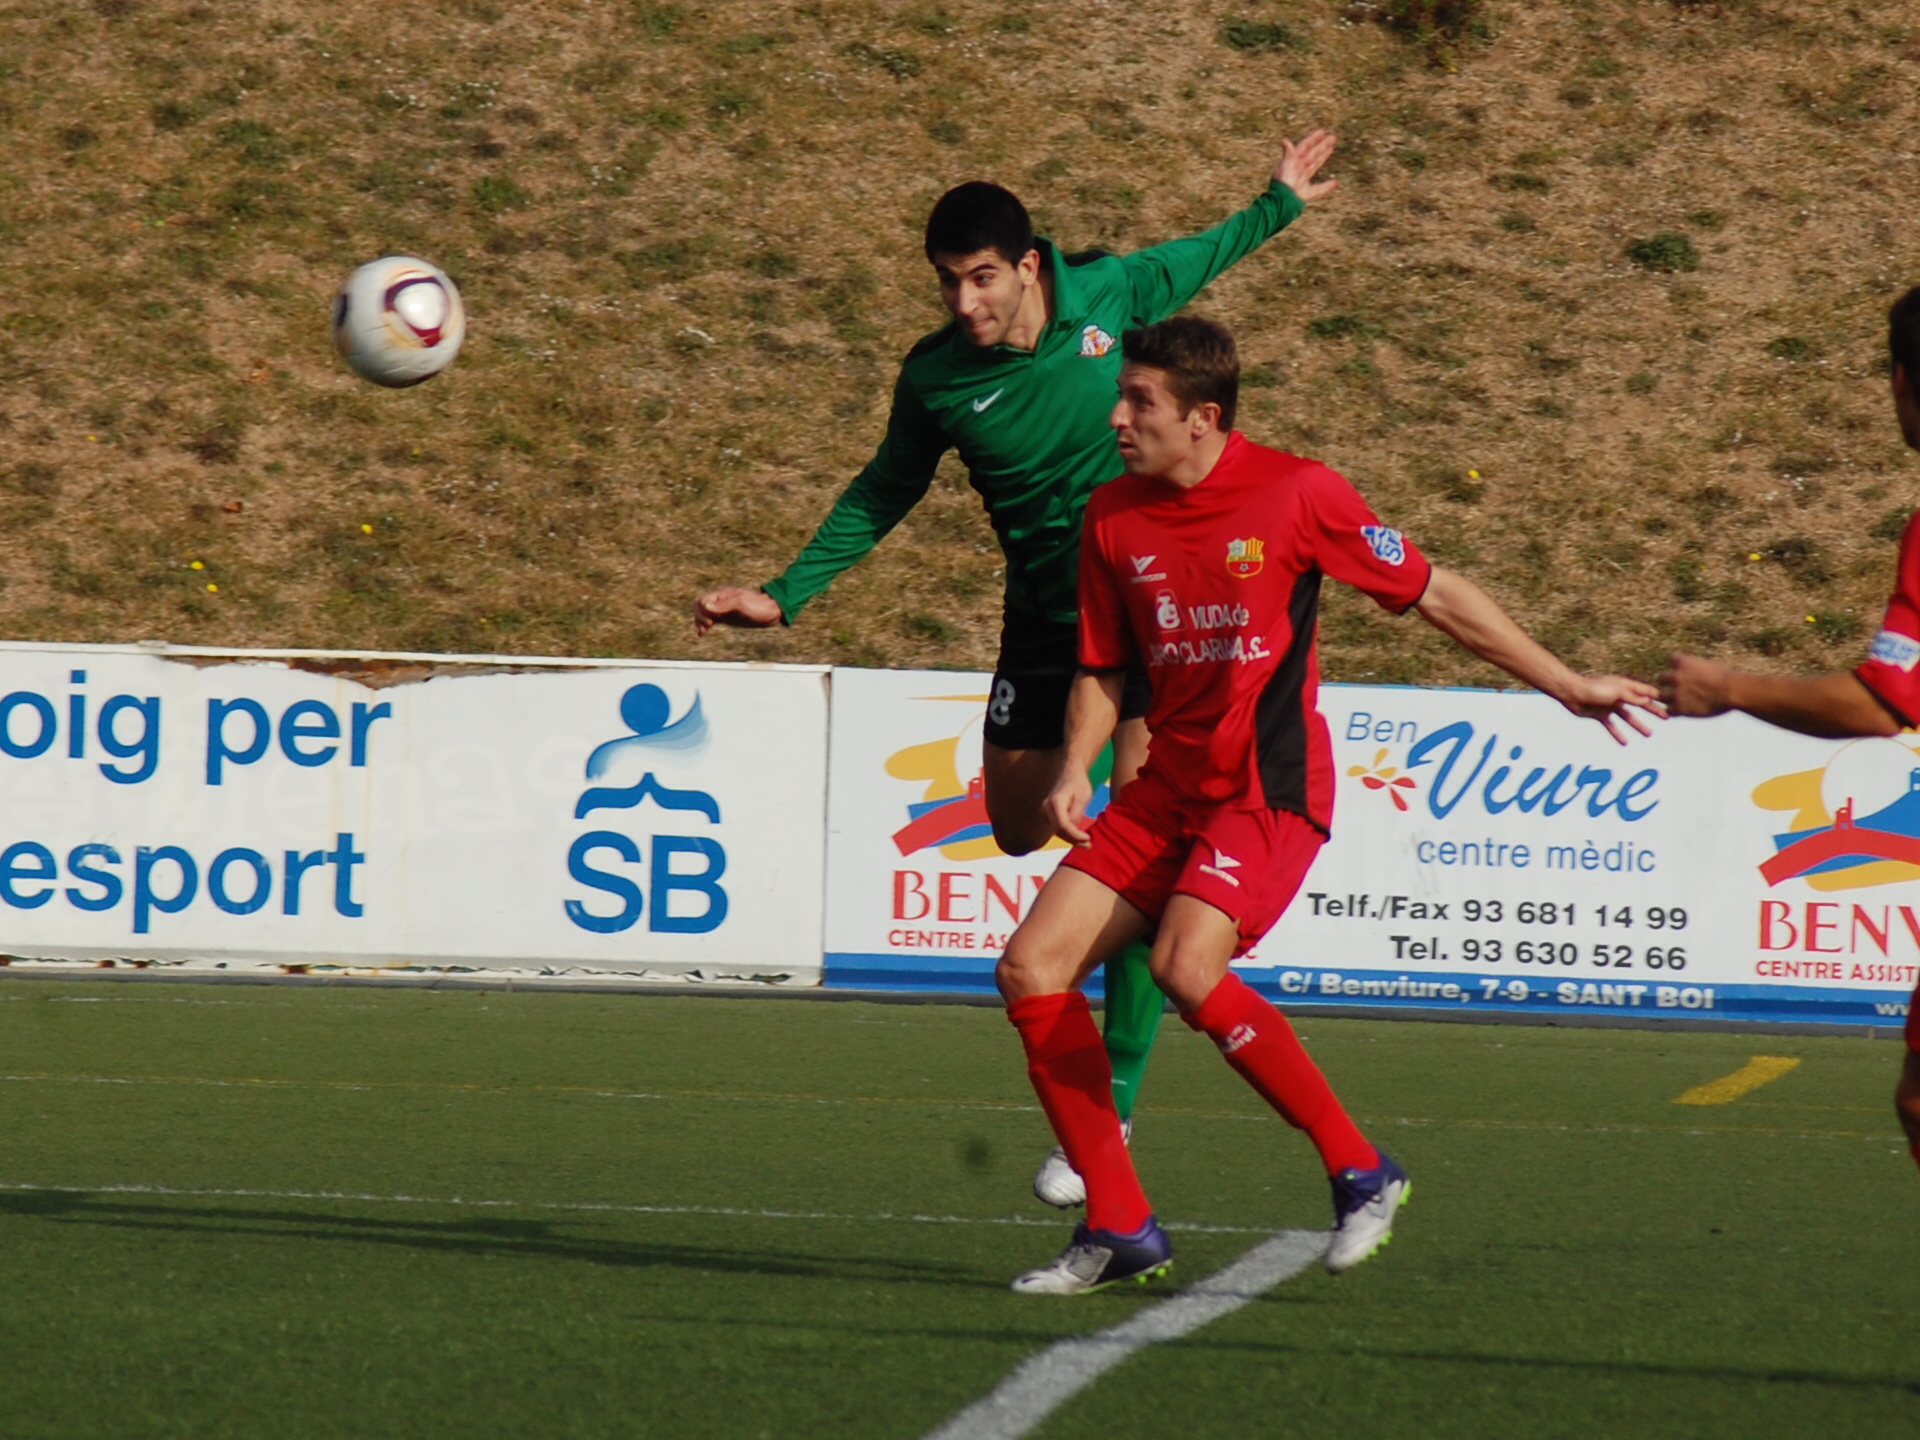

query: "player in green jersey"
left=695, top=131, right=1339, bottom=1207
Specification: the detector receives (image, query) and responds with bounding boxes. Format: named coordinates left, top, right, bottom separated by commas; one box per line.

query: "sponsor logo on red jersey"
left=1225, top=537, right=1264, bottom=578
left=1149, top=635, right=1272, bottom=666
left=1361, top=525, right=1406, bottom=566
left=1198, top=847, right=1242, bottom=887
left=1869, top=629, right=1920, bottom=672
left=1154, top=590, right=1182, bottom=632
left=1187, top=602, right=1250, bottom=631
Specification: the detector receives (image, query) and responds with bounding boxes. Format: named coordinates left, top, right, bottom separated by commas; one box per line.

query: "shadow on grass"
left=0, top=1190, right=990, bottom=1287
left=1175, top=1332, right=1920, bottom=1397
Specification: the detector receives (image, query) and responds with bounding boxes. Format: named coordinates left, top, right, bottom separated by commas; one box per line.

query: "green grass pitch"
left=0, top=979, right=1913, bottom=1438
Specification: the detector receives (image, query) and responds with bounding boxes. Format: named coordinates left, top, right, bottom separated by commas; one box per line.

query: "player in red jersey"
left=1663, top=285, right=1920, bottom=1172
left=995, top=317, right=1662, bottom=1294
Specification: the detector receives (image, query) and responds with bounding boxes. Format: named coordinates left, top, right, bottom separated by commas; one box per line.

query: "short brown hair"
left=1892, top=285, right=1920, bottom=380
left=1121, top=316, right=1238, bottom=432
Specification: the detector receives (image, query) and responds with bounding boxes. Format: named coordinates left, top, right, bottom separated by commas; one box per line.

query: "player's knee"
left=997, top=930, right=1064, bottom=1001
left=1146, top=941, right=1211, bottom=1015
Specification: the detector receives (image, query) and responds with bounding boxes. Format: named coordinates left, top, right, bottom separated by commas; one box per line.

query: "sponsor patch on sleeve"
left=1867, top=628, right=1920, bottom=672
left=1360, top=525, right=1405, bottom=566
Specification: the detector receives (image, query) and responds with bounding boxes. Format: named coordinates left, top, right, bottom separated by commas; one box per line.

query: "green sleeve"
left=1119, top=180, right=1306, bottom=326
left=762, top=369, right=949, bottom=622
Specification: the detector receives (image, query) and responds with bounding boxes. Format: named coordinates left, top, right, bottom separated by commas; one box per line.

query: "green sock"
left=1102, top=939, right=1165, bottom=1123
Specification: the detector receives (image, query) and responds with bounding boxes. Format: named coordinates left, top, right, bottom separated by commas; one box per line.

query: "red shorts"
left=1061, top=768, right=1324, bottom=956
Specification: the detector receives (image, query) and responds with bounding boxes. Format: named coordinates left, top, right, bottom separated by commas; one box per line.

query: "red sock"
left=1186, top=972, right=1378, bottom=1176
left=1910, top=1141, right=1920, bottom=1173
left=1007, top=991, right=1152, bottom=1234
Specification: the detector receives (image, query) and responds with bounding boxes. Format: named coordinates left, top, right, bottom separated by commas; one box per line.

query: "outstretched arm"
left=1119, top=129, right=1337, bottom=325
left=1660, top=655, right=1901, bottom=738
left=694, top=371, right=948, bottom=633
left=1415, top=567, right=1663, bottom=744
left=1043, top=670, right=1125, bottom=845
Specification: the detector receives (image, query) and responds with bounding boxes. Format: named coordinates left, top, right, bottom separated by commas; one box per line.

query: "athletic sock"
left=1102, top=939, right=1165, bottom=1123
left=1007, top=991, right=1153, bottom=1234
left=1911, top=1141, right=1920, bottom=1173
left=1185, top=971, right=1378, bottom=1176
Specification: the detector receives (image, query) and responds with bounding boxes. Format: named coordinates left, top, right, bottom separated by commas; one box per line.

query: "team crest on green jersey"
left=1079, top=324, right=1116, bottom=358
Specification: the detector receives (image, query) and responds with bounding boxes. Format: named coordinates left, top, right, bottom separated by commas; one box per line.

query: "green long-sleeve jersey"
left=762, top=180, right=1306, bottom=628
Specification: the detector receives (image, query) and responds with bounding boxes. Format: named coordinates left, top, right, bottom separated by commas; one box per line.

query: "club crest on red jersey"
left=1225, top=537, right=1264, bottom=579
left=1079, top=324, right=1116, bottom=358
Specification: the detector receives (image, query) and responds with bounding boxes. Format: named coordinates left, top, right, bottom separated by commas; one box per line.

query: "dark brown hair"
left=1121, top=316, right=1239, bottom=432
left=1892, top=285, right=1920, bottom=380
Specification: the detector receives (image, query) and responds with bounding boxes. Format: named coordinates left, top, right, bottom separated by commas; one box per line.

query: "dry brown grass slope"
left=0, top=0, right=1915, bottom=685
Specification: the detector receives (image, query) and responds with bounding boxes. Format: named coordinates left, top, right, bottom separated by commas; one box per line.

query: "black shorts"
left=983, top=615, right=1151, bottom=751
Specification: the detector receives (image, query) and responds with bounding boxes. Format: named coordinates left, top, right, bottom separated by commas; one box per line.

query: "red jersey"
left=1078, top=432, right=1432, bottom=830
left=1855, top=510, right=1920, bottom=727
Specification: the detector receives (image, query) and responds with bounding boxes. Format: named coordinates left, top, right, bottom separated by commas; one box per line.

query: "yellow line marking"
left=1674, top=1056, right=1801, bottom=1106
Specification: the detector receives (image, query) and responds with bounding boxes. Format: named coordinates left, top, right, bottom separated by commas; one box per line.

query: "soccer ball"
left=330, top=256, right=466, bottom=388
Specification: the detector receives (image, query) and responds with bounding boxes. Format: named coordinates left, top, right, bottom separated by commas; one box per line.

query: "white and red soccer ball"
left=331, top=256, right=466, bottom=387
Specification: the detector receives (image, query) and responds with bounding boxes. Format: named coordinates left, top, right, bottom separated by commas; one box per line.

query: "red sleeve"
left=1854, top=512, right=1920, bottom=727
left=1076, top=495, right=1135, bottom=670
left=1299, top=463, right=1432, bottom=613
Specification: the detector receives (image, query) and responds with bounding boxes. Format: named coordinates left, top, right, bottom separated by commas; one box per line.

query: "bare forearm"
left=1063, top=670, right=1124, bottom=772
left=1414, top=568, right=1582, bottom=702
left=1727, top=670, right=1900, bottom=739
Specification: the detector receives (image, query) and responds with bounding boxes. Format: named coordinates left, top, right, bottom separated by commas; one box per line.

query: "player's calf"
left=1183, top=971, right=1380, bottom=1176
left=1033, top=1116, right=1131, bottom=1208
left=983, top=741, right=1066, bottom=857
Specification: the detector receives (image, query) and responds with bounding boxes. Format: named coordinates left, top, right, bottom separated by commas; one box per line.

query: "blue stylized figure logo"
left=575, top=684, right=720, bottom=821
left=585, top=684, right=708, bottom=776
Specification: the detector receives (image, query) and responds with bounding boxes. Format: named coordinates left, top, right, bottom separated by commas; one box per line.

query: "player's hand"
left=1043, top=768, right=1096, bottom=846
left=1559, top=674, right=1666, bottom=745
left=693, top=586, right=782, bottom=635
left=1659, top=652, right=1736, bottom=719
left=1273, top=129, right=1338, bottom=203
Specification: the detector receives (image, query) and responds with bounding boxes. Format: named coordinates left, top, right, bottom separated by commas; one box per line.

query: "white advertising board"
left=0, top=643, right=828, bottom=981
left=825, top=669, right=1918, bottom=1029
left=823, top=666, right=1072, bottom=994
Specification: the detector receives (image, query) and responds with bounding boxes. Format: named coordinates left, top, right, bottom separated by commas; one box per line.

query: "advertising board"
left=824, top=669, right=1916, bottom=1029
left=823, top=666, right=1072, bottom=994
left=0, top=643, right=829, bottom=982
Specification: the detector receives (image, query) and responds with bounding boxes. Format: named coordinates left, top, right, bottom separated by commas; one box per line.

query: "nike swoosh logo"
left=972, top=389, right=1005, bottom=413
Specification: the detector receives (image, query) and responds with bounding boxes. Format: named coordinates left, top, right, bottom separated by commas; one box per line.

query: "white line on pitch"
left=1, top=1074, right=1896, bottom=1143
left=921, top=1230, right=1328, bottom=1440
left=0, top=1182, right=1272, bottom=1235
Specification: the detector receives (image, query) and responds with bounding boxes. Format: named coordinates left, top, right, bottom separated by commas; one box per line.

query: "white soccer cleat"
left=1031, top=1118, right=1131, bottom=1208
left=1010, top=1218, right=1173, bottom=1295
left=1325, top=1151, right=1411, bottom=1274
